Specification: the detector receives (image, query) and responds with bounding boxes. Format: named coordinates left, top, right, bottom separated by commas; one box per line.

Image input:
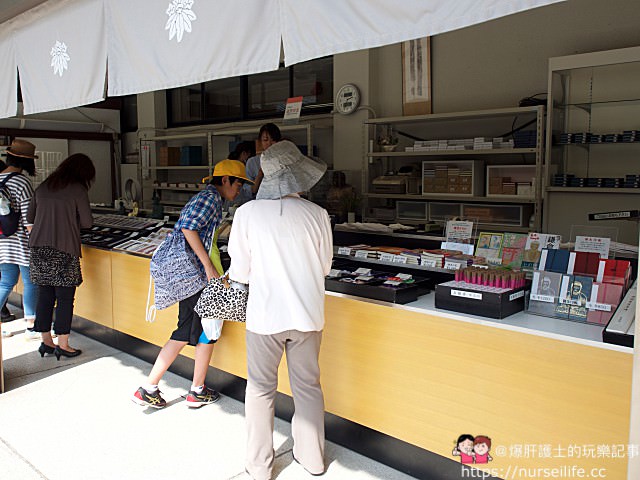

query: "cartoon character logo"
left=452, top=434, right=493, bottom=464
left=473, top=435, right=493, bottom=464
left=452, top=434, right=475, bottom=464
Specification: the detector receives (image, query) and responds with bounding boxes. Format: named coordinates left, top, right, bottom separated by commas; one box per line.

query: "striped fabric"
left=0, top=172, right=34, bottom=266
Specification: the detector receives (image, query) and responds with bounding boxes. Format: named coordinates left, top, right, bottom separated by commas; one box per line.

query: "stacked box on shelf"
left=513, top=130, right=537, bottom=148
left=158, top=146, right=180, bottom=166
left=180, top=146, right=203, bottom=166
left=422, top=160, right=483, bottom=196
left=461, top=203, right=533, bottom=227
left=487, top=165, right=535, bottom=197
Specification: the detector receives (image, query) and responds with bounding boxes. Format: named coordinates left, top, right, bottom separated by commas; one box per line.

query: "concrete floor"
left=0, top=317, right=417, bottom=480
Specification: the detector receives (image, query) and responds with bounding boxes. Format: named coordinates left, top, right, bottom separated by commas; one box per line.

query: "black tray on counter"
left=325, top=262, right=431, bottom=304
left=435, top=280, right=527, bottom=319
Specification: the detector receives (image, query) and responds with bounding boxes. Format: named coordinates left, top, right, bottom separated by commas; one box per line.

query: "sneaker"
left=24, top=328, right=41, bottom=341
left=131, top=387, right=167, bottom=409
left=185, top=385, right=220, bottom=408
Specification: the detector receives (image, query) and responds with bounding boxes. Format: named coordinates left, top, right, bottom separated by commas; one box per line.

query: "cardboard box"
left=158, top=147, right=180, bottom=166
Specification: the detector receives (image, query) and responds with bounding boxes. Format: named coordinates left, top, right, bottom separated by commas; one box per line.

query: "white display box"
left=486, top=165, right=536, bottom=198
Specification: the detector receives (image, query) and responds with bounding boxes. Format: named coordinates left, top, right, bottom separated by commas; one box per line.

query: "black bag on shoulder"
left=0, top=173, right=21, bottom=239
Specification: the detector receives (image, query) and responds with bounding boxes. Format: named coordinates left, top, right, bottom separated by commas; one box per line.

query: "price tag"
left=559, top=298, right=581, bottom=306
left=337, top=247, right=352, bottom=256
left=392, top=255, right=407, bottom=264
left=421, top=258, right=438, bottom=268
left=354, top=267, right=371, bottom=275
left=509, top=290, right=525, bottom=301
left=396, top=273, right=412, bottom=280
left=444, top=260, right=462, bottom=270
left=355, top=250, right=370, bottom=259
left=530, top=294, right=555, bottom=303
left=586, top=302, right=612, bottom=312
left=379, top=252, right=396, bottom=263
left=451, top=289, right=482, bottom=300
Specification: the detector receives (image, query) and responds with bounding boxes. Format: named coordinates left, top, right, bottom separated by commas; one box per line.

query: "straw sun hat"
left=257, top=140, right=327, bottom=200
left=3, top=139, right=38, bottom=159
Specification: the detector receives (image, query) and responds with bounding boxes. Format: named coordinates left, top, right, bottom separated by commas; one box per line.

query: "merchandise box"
left=603, top=283, right=636, bottom=348
left=435, top=280, right=527, bottom=319
left=422, top=160, right=484, bottom=196
left=158, top=146, right=180, bottom=166
left=180, top=146, right=203, bottom=166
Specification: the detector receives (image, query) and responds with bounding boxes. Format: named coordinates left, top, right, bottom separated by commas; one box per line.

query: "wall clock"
left=335, top=83, right=361, bottom=115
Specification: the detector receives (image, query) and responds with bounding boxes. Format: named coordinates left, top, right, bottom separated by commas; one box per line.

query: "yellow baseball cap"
left=202, top=159, right=254, bottom=184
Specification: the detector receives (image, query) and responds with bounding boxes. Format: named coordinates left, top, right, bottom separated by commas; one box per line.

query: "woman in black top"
left=27, top=154, right=95, bottom=360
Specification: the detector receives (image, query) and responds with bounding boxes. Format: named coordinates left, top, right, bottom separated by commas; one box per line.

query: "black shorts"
left=170, top=289, right=216, bottom=346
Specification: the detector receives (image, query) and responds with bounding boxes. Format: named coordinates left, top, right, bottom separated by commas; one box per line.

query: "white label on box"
left=354, top=268, right=371, bottom=275
left=384, top=280, right=402, bottom=286
left=396, top=273, right=412, bottom=280
left=597, top=260, right=606, bottom=283
left=538, top=249, right=548, bottom=271
left=509, top=290, right=525, bottom=301
left=379, top=252, right=396, bottom=263
left=451, top=289, right=482, bottom=300
left=530, top=294, right=555, bottom=303
left=337, top=247, right=352, bottom=256
left=567, top=252, right=576, bottom=275
left=355, top=250, right=370, bottom=259
left=444, top=260, right=462, bottom=270
left=559, top=298, right=581, bottom=306
left=328, top=269, right=343, bottom=278
left=392, top=255, right=407, bottom=264
left=421, top=258, right=438, bottom=268
left=586, top=302, right=612, bottom=312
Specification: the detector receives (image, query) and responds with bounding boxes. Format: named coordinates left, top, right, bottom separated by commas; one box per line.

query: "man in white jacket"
left=228, top=140, right=333, bottom=480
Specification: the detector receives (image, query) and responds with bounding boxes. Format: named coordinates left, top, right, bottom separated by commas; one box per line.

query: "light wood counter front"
left=74, top=248, right=634, bottom=477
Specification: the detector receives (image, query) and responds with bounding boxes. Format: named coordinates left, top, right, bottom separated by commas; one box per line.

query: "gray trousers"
left=245, top=330, right=325, bottom=480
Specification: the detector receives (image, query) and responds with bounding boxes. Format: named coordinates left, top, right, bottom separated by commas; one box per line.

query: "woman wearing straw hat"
left=228, top=141, right=333, bottom=479
left=0, top=139, right=38, bottom=340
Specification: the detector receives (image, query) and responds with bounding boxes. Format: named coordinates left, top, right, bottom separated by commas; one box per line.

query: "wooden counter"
left=73, top=247, right=634, bottom=478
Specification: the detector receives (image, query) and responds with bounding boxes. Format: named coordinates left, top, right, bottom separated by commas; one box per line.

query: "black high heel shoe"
left=54, top=346, right=82, bottom=361
left=38, top=342, right=55, bottom=357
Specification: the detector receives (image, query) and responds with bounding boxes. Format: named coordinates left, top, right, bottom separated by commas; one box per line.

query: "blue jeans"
left=0, top=264, right=37, bottom=319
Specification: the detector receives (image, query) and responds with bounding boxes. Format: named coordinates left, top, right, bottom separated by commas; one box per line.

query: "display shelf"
left=363, top=106, right=544, bottom=230
left=364, top=192, right=536, bottom=203
left=547, top=187, right=640, bottom=194
left=544, top=45, right=640, bottom=245
left=367, top=148, right=536, bottom=157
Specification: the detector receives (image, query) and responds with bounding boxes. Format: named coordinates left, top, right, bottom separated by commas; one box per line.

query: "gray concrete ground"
left=0, top=317, right=417, bottom=480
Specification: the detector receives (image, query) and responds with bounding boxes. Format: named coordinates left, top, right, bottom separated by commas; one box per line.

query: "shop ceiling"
left=0, top=0, right=565, bottom=118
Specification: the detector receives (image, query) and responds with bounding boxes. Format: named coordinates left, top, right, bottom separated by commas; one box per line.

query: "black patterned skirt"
left=30, top=246, right=82, bottom=287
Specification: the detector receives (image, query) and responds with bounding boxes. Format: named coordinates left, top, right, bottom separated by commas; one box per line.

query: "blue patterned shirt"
left=173, top=185, right=222, bottom=253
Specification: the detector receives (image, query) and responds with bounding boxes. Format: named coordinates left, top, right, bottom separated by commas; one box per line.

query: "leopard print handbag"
left=194, top=276, right=248, bottom=322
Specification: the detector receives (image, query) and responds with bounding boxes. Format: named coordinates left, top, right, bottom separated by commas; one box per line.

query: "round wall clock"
left=335, top=83, right=361, bottom=115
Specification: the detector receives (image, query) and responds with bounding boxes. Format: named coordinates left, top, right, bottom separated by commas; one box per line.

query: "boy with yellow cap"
left=133, top=159, right=252, bottom=409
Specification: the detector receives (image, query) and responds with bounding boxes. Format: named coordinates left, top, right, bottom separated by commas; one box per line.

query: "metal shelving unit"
left=362, top=106, right=545, bottom=231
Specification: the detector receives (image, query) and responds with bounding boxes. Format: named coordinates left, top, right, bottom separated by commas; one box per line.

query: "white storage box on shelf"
left=422, top=160, right=484, bottom=197
left=486, top=165, right=536, bottom=199
left=396, top=201, right=429, bottom=221
left=428, top=202, right=462, bottom=222
left=461, top=203, right=534, bottom=227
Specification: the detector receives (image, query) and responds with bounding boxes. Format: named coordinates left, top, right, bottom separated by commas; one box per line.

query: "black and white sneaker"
left=132, top=387, right=167, bottom=409
left=185, top=385, right=220, bottom=408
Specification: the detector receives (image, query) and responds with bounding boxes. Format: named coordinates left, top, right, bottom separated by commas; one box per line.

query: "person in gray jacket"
left=27, top=153, right=95, bottom=360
